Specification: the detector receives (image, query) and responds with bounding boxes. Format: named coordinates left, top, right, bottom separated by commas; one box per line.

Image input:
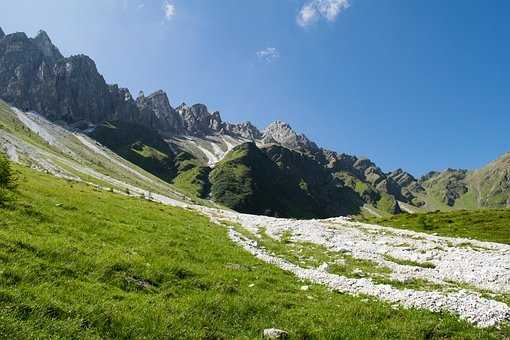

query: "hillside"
left=412, top=154, right=510, bottom=211
left=360, top=208, right=510, bottom=244
left=0, top=163, right=496, bottom=338
left=1, top=161, right=509, bottom=338
left=90, top=121, right=178, bottom=182
left=209, top=142, right=360, bottom=218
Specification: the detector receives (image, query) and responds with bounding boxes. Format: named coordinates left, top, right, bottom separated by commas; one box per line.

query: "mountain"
left=0, top=28, right=258, bottom=139
left=209, top=142, right=361, bottom=218
left=413, top=154, right=510, bottom=210
left=0, top=27, right=508, bottom=218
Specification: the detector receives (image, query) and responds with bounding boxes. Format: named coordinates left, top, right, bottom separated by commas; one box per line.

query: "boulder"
left=263, top=328, right=288, bottom=338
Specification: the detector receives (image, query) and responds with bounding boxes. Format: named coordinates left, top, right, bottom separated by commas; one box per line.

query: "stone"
left=263, top=328, right=288, bottom=338
left=136, top=89, right=182, bottom=133
left=318, top=262, right=330, bottom=272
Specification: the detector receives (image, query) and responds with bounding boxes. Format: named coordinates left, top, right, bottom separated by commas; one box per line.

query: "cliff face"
left=0, top=28, right=261, bottom=138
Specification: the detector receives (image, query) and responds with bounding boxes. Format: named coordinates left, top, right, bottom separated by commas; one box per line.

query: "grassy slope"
left=0, top=165, right=507, bottom=339
left=360, top=209, right=510, bottom=245
left=171, top=152, right=211, bottom=199
left=334, top=171, right=399, bottom=215
left=418, top=154, right=510, bottom=211
left=89, top=121, right=177, bottom=183
left=211, top=143, right=363, bottom=218
left=0, top=101, right=183, bottom=199
left=90, top=121, right=214, bottom=201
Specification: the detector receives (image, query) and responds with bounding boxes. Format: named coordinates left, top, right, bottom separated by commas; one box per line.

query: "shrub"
left=416, top=215, right=434, bottom=231
left=0, top=153, right=17, bottom=205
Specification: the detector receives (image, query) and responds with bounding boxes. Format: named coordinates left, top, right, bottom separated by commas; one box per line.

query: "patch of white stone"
left=228, top=228, right=510, bottom=328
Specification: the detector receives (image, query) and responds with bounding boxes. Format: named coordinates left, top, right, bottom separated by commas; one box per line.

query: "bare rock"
left=263, top=328, right=288, bottom=338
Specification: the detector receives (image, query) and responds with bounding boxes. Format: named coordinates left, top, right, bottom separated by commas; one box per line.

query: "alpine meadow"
left=0, top=1, right=509, bottom=339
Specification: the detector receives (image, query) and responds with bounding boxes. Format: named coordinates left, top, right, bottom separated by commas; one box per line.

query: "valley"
left=0, top=26, right=509, bottom=338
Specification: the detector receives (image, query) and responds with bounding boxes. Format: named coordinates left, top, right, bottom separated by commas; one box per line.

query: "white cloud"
left=297, top=4, right=319, bottom=26
left=297, top=0, right=350, bottom=27
left=256, top=47, right=280, bottom=63
left=163, top=1, right=176, bottom=20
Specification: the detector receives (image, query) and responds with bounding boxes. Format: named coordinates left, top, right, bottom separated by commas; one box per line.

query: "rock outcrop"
left=31, top=30, right=63, bottom=62
left=176, top=103, right=222, bottom=135
left=262, top=121, right=319, bottom=153
left=136, top=90, right=182, bottom=133
left=0, top=29, right=236, bottom=137
left=222, top=121, right=262, bottom=140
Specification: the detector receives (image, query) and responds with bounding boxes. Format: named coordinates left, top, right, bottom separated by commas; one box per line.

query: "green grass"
left=384, top=255, right=436, bottom=269
left=0, top=165, right=509, bottom=338
left=172, top=166, right=210, bottom=198
left=359, top=209, right=510, bottom=244
left=376, top=192, right=399, bottom=214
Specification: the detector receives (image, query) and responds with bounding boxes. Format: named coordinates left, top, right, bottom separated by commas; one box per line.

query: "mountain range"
left=0, top=27, right=509, bottom=218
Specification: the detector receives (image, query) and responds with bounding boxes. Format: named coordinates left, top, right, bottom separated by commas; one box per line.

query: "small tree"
left=0, top=153, right=17, bottom=205
left=417, top=215, right=433, bottom=231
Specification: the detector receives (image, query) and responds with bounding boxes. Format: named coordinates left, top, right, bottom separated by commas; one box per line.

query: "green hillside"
left=0, top=160, right=506, bottom=338
left=416, top=153, right=510, bottom=211
left=90, top=121, right=211, bottom=199
left=210, top=143, right=362, bottom=218
left=90, top=121, right=178, bottom=183
left=360, top=209, right=510, bottom=244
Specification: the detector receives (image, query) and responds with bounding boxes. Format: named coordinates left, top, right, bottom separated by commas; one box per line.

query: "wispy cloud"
left=297, top=0, right=350, bottom=27
left=256, top=48, right=280, bottom=63
left=163, top=1, right=176, bottom=20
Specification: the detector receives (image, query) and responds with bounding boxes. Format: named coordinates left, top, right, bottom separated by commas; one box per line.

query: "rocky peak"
left=59, top=54, right=99, bottom=76
left=353, top=158, right=376, bottom=172
left=146, top=90, right=174, bottom=117
left=388, top=168, right=417, bottom=187
left=0, top=27, right=5, bottom=39
left=191, top=104, right=209, bottom=117
left=262, top=121, right=318, bottom=153
left=177, top=103, right=223, bottom=135
left=388, top=168, right=424, bottom=197
left=1, top=32, right=32, bottom=51
left=223, top=121, right=262, bottom=140
left=32, top=30, right=63, bottom=62
left=420, top=171, right=440, bottom=182
left=209, top=111, right=222, bottom=130
left=135, top=90, right=182, bottom=133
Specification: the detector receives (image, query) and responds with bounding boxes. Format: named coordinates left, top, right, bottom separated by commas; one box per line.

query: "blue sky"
left=1, top=0, right=509, bottom=176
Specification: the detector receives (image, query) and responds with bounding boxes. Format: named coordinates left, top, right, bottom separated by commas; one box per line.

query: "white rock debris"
left=228, top=229, right=510, bottom=328
left=212, top=211, right=510, bottom=295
